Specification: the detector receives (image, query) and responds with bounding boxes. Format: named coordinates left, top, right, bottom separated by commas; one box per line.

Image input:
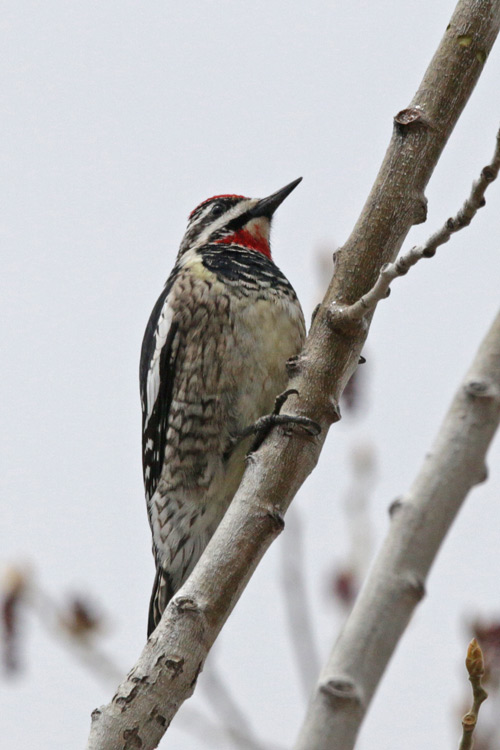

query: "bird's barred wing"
left=140, top=279, right=180, bottom=503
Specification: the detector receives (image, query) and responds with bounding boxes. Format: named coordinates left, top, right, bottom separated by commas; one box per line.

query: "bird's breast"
left=229, top=294, right=305, bottom=423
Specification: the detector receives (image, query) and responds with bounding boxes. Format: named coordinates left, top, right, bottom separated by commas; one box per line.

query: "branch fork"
left=324, top=124, right=500, bottom=326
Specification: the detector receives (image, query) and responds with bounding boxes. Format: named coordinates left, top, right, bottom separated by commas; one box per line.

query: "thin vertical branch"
left=459, top=639, right=488, bottom=750
left=280, top=506, right=321, bottom=697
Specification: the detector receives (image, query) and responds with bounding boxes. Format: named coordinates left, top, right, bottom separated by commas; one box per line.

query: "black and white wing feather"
left=140, top=277, right=179, bottom=507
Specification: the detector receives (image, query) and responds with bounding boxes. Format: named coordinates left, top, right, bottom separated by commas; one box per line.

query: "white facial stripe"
left=245, top=216, right=270, bottom=238
left=189, top=202, right=216, bottom=229
left=190, top=198, right=257, bottom=251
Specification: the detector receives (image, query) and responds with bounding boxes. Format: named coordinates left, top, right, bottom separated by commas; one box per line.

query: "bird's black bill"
left=251, top=177, right=303, bottom=219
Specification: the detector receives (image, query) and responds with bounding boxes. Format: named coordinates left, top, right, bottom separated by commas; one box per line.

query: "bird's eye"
left=210, top=203, right=224, bottom=218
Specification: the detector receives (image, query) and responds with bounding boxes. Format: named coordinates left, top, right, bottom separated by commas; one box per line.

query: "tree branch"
left=294, top=308, right=500, bottom=750
left=340, top=125, right=500, bottom=321
left=176, top=704, right=283, bottom=750
left=87, top=1, right=500, bottom=748
left=280, top=506, right=321, bottom=698
left=199, top=661, right=283, bottom=750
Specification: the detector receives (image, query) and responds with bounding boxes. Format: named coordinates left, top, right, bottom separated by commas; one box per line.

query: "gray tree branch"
left=294, top=308, right=500, bottom=750
left=87, top=1, right=500, bottom=748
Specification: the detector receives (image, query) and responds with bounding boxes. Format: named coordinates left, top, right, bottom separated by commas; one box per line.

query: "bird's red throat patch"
left=215, top=226, right=271, bottom=259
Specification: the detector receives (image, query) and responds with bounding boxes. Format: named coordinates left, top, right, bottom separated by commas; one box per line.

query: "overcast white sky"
left=2, top=2, right=500, bottom=748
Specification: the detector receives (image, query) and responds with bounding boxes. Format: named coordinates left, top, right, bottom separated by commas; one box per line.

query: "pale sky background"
left=2, top=2, right=500, bottom=749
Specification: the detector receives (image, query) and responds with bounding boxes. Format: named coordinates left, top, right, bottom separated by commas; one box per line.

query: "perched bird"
left=140, top=178, right=306, bottom=635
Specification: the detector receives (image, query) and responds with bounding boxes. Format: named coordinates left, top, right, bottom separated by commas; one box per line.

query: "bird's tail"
left=148, top=565, right=174, bottom=637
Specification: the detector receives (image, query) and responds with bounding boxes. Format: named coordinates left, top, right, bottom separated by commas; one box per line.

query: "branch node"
left=267, top=509, right=286, bottom=532
left=164, top=656, right=185, bottom=678
left=482, top=164, right=495, bottom=181
left=388, top=497, right=404, bottom=517
left=379, top=262, right=391, bottom=276
left=326, top=303, right=370, bottom=334
left=457, top=34, right=472, bottom=48
left=123, top=727, right=143, bottom=749
left=401, top=573, right=426, bottom=602
left=327, top=398, right=342, bottom=424
left=422, top=245, right=436, bottom=258
left=413, top=193, right=428, bottom=224
left=172, top=596, right=201, bottom=614
left=464, top=378, right=499, bottom=400
left=286, top=354, right=304, bottom=377
left=320, top=677, right=362, bottom=704
left=115, top=679, right=147, bottom=710
left=149, top=707, right=167, bottom=728
left=395, top=257, right=410, bottom=275
left=473, top=463, right=489, bottom=486
left=394, top=106, right=431, bottom=130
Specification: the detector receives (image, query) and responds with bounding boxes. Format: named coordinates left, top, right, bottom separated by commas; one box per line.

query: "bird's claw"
left=273, top=388, right=299, bottom=415
left=238, top=389, right=321, bottom=454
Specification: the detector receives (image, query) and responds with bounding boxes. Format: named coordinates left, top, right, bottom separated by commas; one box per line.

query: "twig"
left=3, top=567, right=266, bottom=750
left=339, top=126, right=500, bottom=321
left=1, top=566, right=27, bottom=674
left=200, top=660, right=284, bottom=750
left=280, top=505, right=321, bottom=698
left=330, top=444, right=376, bottom=612
left=177, top=704, right=280, bottom=750
left=342, top=444, right=375, bottom=593
left=459, top=638, right=488, bottom=750
left=29, top=584, right=125, bottom=687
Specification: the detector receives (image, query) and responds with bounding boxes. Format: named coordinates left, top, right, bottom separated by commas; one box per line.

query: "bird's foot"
left=239, top=389, right=321, bottom=454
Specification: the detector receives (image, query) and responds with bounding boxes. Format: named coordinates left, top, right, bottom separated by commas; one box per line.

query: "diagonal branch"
left=294, top=308, right=500, bottom=750
left=87, top=2, right=500, bottom=748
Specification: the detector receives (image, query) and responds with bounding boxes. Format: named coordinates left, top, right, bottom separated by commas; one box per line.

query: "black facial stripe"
left=224, top=208, right=257, bottom=233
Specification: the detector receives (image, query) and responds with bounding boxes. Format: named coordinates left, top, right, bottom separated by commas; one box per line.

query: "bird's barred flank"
left=140, top=179, right=305, bottom=635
